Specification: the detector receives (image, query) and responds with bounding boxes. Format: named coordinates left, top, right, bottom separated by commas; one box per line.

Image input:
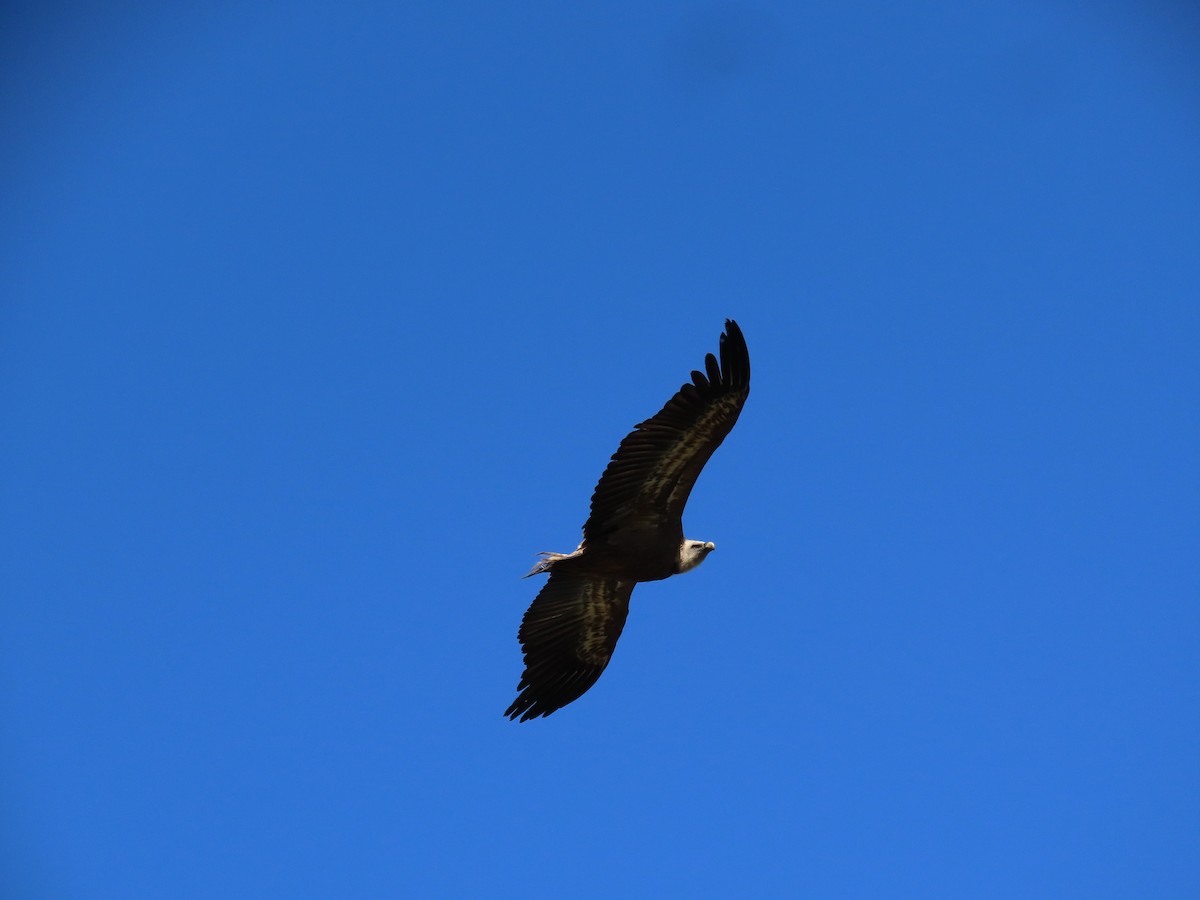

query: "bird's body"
left=506, top=320, right=750, bottom=722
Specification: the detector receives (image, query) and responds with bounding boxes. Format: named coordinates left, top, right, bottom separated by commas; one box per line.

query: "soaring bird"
left=506, top=319, right=750, bottom=721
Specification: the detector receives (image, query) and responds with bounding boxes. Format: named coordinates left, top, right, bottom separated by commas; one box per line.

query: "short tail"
left=524, top=545, right=583, bottom=578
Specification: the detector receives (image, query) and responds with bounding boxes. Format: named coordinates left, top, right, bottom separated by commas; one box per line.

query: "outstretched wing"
left=584, top=319, right=750, bottom=542
left=505, top=571, right=635, bottom=721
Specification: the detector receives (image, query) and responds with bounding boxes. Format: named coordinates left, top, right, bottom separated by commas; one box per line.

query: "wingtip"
left=718, top=318, right=749, bottom=388
left=504, top=692, right=554, bottom=722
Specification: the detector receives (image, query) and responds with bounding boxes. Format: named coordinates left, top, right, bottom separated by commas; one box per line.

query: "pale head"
left=677, top=539, right=716, bottom=574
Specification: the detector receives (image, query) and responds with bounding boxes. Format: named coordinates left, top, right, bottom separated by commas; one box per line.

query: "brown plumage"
left=506, top=320, right=750, bottom=721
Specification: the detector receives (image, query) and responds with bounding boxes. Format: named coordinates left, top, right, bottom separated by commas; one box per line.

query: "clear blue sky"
left=3, top=2, right=1198, bottom=897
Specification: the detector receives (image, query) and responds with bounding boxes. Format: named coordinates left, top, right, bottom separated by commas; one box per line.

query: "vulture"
left=506, top=319, right=750, bottom=721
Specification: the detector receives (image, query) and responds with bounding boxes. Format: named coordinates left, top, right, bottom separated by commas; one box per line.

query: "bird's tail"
left=524, top=545, right=583, bottom=578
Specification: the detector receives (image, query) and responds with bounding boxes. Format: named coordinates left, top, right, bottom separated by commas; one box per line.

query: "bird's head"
left=677, top=539, right=716, bottom=574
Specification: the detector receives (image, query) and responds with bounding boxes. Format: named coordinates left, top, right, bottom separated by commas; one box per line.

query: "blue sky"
left=2, top=2, right=1198, bottom=897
